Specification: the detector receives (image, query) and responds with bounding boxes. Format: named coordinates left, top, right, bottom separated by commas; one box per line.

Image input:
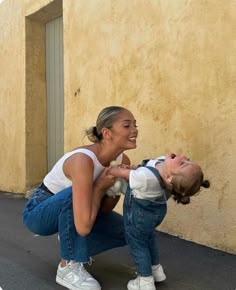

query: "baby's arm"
left=105, top=162, right=137, bottom=198
left=108, top=167, right=131, bottom=180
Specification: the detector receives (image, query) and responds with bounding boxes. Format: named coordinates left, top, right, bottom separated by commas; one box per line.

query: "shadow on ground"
left=0, top=193, right=235, bottom=290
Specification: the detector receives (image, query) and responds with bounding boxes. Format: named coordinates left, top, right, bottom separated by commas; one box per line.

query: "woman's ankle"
left=60, top=259, right=69, bottom=267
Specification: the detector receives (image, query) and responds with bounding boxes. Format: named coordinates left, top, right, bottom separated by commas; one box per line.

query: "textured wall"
left=0, top=0, right=61, bottom=192
left=63, top=0, right=236, bottom=253
left=0, top=0, right=26, bottom=192
left=0, top=0, right=235, bottom=253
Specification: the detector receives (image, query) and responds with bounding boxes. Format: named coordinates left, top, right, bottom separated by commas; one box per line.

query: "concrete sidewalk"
left=0, top=192, right=235, bottom=290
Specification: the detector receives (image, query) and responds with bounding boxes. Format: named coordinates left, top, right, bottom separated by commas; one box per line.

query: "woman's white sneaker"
left=127, top=275, right=156, bottom=290
left=56, top=261, right=101, bottom=290
left=152, top=264, right=166, bottom=282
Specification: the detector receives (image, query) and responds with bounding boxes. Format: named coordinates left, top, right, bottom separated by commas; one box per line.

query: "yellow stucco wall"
left=0, top=0, right=235, bottom=253
left=0, top=0, right=26, bottom=192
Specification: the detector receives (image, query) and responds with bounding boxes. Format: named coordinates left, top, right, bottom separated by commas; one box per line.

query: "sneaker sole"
left=154, top=274, right=166, bottom=282
left=127, top=283, right=156, bottom=290
left=56, top=276, right=101, bottom=290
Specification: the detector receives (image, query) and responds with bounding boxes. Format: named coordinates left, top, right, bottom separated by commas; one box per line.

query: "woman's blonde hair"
left=85, top=106, right=127, bottom=143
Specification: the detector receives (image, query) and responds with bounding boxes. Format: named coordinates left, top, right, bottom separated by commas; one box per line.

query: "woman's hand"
left=95, top=168, right=121, bottom=213
left=94, top=167, right=117, bottom=192
left=100, top=195, right=121, bottom=213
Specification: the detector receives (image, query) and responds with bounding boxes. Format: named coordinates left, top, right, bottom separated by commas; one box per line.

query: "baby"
left=108, top=153, right=210, bottom=290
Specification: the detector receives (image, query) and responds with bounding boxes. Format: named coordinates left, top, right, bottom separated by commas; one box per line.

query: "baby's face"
left=164, top=153, right=201, bottom=194
left=164, top=153, right=192, bottom=174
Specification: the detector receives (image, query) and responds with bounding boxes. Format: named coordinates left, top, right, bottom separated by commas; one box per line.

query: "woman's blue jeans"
left=123, top=186, right=167, bottom=276
left=22, top=186, right=126, bottom=263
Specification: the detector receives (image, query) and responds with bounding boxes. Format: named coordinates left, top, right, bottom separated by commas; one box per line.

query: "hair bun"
left=172, top=192, right=190, bottom=205
left=202, top=180, right=210, bottom=188
left=179, top=196, right=190, bottom=205
left=93, top=126, right=99, bottom=137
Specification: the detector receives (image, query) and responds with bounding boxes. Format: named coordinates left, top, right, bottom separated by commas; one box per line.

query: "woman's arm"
left=99, top=153, right=131, bottom=213
left=64, top=153, right=115, bottom=236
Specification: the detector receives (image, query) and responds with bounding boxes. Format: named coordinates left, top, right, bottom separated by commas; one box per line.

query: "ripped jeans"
left=22, top=186, right=126, bottom=263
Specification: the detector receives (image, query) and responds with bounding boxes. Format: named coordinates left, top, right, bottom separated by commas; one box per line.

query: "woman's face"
left=107, top=109, right=138, bottom=150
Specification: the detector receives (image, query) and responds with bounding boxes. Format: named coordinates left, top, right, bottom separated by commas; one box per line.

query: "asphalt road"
left=0, top=192, right=235, bottom=290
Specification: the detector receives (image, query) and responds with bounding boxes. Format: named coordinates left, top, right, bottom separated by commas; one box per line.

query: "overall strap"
left=142, top=165, right=167, bottom=203
left=139, top=159, right=165, bottom=185
left=139, top=159, right=150, bottom=167
left=139, top=160, right=164, bottom=188
left=144, top=166, right=163, bottom=185
left=126, top=159, right=151, bottom=196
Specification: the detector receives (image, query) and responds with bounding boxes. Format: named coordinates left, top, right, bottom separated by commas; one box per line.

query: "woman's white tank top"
left=43, top=148, right=122, bottom=194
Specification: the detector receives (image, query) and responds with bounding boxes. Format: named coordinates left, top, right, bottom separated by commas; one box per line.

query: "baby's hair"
left=171, top=174, right=210, bottom=205
left=85, top=106, right=126, bottom=143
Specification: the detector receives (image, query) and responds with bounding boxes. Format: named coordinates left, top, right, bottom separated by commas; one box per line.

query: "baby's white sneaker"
left=127, top=275, right=156, bottom=290
left=152, top=264, right=166, bottom=282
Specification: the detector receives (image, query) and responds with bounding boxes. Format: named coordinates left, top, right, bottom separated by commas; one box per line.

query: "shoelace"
left=88, top=257, right=95, bottom=266
left=70, top=262, right=92, bottom=281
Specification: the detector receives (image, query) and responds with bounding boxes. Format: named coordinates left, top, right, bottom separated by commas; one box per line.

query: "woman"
left=22, top=106, right=138, bottom=290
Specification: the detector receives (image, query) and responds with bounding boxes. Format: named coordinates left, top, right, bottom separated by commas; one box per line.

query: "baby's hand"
left=118, top=164, right=138, bottom=170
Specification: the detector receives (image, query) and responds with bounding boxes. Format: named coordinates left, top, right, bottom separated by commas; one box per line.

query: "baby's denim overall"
left=123, top=161, right=167, bottom=276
